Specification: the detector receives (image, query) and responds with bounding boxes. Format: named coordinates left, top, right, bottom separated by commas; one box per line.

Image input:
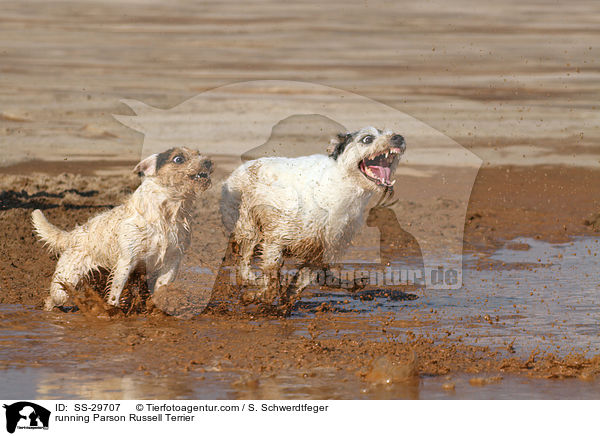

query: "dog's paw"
left=107, top=298, right=121, bottom=308
left=239, top=288, right=282, bottom=308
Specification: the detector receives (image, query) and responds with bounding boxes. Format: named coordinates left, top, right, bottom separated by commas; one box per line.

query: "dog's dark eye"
left=361, top=135, right=374, bottom=144
left=172, top=155, right=185, bottom=164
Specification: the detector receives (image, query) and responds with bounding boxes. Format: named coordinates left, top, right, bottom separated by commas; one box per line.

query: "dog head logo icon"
left=3, top=402, right=50, bottom=434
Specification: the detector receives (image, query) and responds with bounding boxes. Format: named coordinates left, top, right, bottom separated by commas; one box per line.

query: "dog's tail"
left=31, top=209, right=71, bottom=254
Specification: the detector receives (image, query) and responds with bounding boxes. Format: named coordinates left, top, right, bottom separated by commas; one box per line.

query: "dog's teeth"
left=385, top=151, right=389, bottom=158
left=391, top=180, right=396, bottom=186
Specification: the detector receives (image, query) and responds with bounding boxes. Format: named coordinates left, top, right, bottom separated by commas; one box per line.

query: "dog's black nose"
left=202, top=160, right=213, bottom=172
left=391, top=134, right=405, bottom=151
left=391, top=134, right=404, bottom=145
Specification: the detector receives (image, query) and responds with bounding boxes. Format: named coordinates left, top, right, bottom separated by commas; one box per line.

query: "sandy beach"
left=1, top=0, right=599, bottom=166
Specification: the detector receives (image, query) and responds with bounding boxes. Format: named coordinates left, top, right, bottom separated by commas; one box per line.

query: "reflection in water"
left=233, top=369, right=421, bottom=400
left=36, top=374, right=197, bottom=400
left=5, top=365, right=600, bottom=400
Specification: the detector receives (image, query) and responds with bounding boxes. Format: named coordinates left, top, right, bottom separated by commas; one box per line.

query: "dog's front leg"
left=153, top=258, right=181, bottom=292
left=238, top=236, right=260, bottom=285
left=259, top=244, right=285, bottom=304
left=241, top=243, right=283, bottom=305
left=106, top=257, right=135, bottom=306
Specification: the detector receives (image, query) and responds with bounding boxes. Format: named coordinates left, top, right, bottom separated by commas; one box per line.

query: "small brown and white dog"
left=221, top=126, right=406, bottom=305
left=32, top=147, right=213, bottom=310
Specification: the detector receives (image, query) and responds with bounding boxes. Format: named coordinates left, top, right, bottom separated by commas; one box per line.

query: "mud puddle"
left=1, top=238, right=599, bottom=399
left=291, top=237, right=600, bottom=357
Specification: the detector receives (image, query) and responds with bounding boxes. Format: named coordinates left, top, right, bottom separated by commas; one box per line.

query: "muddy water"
left=392, top=237, right=599, bottom=356
left=1, top=238, right=599, bottom=399
left=294, top=238, right=600, bottom=355
left=464, top=238, right=600, bottom=356
left=5, top=363, right=600, bottom=400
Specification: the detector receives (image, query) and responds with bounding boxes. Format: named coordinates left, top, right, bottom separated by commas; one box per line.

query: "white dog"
left=221, top=126, right=405, bottom=305
left=32, top=147, right=213, bottom=310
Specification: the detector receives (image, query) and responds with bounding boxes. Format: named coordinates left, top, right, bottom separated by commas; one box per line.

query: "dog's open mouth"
left=358, top=147, right=402, bottom=187
left=190, top=172, right=210, bottom=181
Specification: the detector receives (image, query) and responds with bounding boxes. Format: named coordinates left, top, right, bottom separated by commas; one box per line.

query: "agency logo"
left=3, top=402, right=50, bottom=434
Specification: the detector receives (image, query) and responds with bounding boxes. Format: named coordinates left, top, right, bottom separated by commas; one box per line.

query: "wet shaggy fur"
left=221, top=127, right=406, bottom=305
left=32, top=147, right=213, bottom=310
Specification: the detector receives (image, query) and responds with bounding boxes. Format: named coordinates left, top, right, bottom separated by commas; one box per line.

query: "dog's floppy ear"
left=133, top=154, right=158, bottom=177
left=327, top=133, right=353, bottom=160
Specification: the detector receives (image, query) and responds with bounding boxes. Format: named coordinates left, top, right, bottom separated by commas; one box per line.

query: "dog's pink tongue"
left=368, top=165, right=391, bottom=182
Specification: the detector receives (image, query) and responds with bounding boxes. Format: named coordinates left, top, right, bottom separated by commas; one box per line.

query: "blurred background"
left=1, top=0, right=598, bottom=167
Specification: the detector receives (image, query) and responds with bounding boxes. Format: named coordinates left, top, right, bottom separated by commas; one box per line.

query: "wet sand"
left=1, top=161, right=600, bottom=399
